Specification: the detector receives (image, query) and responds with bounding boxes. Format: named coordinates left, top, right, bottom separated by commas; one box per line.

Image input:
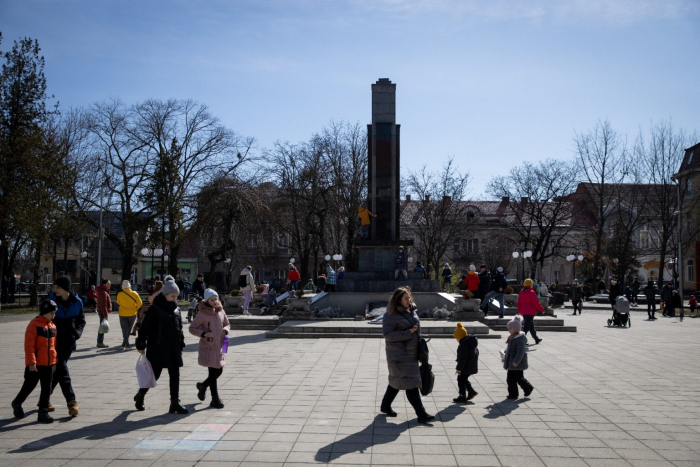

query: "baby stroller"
left=608, top=296, right=631, bottom=327
left=187, top=294, right=202, bottom=322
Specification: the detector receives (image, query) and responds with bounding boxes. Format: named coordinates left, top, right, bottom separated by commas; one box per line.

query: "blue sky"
left=2, top=0, right=699, bottom=197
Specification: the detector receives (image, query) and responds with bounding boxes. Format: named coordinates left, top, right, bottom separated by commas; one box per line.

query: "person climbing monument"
left=357, top=204, right=377, bottom=240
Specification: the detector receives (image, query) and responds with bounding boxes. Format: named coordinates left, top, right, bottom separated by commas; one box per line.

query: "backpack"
left=237, top=275, right=247, bottom=288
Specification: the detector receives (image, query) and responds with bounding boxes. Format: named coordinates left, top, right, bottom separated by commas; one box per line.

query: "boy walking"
left=12, top=300, right=58, bottom=423
left=452, top=322, right=479, bottom=403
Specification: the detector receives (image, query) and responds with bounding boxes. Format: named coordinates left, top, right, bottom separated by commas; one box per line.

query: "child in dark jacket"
left=12, top=299, right=58, bottom=423
left=504, top=315, right=534, bottom=399
left=453, top=322, right=479, bottom=403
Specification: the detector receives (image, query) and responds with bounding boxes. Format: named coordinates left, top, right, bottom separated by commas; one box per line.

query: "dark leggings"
left=457, top=373, right=475, bottom=396
left=647, top=301, right=656, bottom=319
left=381, top=385, right=427, bottom=417
left=507, top=370, right=533, bottom=398
left=15, top=366, right=54, bottom=409
left=202, top=367, right=223, bottom=397
left=139, top=366, right=180, bottom=402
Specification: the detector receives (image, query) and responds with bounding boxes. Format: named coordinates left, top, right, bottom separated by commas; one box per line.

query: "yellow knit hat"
left=523, top=278, right=533, bottom=287
left=453, top=322, right=467, bottom=340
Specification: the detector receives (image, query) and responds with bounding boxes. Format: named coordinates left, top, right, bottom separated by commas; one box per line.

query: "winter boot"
left=453, top=395, right=468, bottom=404
left=37, top=408, right=54, bottom=424
left=417, top=413, right=436, bottom=424
left=67, top=400, right=79, bottom=417
left=169, top=400, right=189, bottom=414
left=380, top=405, right=397, bottom=417
left=11, top=400, right=24, bottom=419
left=134, top=392, right=145, bottom=411
left=210, top=396, right=225, bottom=409
left=37, top=401, right=55, bottom=412
left=196, top=382, right=206, bottom=402
left=467, top=391, right=479, bottom=401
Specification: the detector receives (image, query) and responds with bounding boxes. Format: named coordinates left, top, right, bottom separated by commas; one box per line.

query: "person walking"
left=597, top=279, right=607, bottom=295
left=608, top=279, right=622, bottom=311
left=316, top=274, right=327, bottom=293
left=689, top=295, right=697, bottom=317
left=452, top=322, right=479, bottom=403
left=414, top=261, right=427, bottom=279
left=238, top=267, right=255, bottom=315
left=176, top=277, right=185, bottom=300
left=503, top=315, right=534, bottom=399
left=116, top=280, right=142, bottom=351
left=357, top=205, right=377, bottom=239
left=642, top=280, right=658, bottom=320
left=12, top=299, right=58, bottom=423
left=631, top=278, right=641, bottom=307
left=288, top=265, right=301, bottom=292
left=570, top=280, right=583, bottom=315
left=477, top=265, right=491, bottom=303
left=48, top=276, right=85, bottom=418
left=670, top=289, right=683, bottom=321
left=134, top=280, right=188, bottom=414
left=482, top=267, right=508, bottom=318
left=380, top=287, right=435, bottom=423
left=96, top=279, right=111, bottom=348
left=192, top=274, right=206, bottom=299
left=441, top=263, right=453, bottom=293
left=517, top=279, right=544, bottom=345
left=661, top=283, right=673, bottom=317
left=189, top=289, right=230, bottom=409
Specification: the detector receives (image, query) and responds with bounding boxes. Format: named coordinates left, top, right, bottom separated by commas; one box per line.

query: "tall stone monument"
left=337, top=78, right=439, bottom=293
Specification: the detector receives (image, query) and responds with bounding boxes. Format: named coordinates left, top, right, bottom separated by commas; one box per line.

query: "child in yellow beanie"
left=453, top=322, right=479, bottom=403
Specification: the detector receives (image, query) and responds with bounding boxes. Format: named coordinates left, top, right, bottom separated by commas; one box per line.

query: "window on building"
left=640, top=230, right=650, bottom=249
left=247, top=234, right=256, bottom=248
left=686, top=179, right=692, bottom=195
left=687, top=260, right=695, bottom=282
left=464, top=239, right=478, bottom=253
left=689, top=150, right=694, bottom=165
left=466, top=211, right=475, bottom=220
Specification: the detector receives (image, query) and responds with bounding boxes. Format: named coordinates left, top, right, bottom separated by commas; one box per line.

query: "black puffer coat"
left=382, top=304, right=421, bottom=390
left=136, top=293, right=185, bottom=368
left=456, top=335, right=479, bottom=375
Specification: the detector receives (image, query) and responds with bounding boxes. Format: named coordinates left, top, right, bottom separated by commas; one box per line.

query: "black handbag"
left=420, top=361, right=434, bottom=396
left=418, top=337, right=431, bottom=364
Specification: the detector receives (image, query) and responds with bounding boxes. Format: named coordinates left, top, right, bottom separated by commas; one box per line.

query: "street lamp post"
left=566, top=253, right=584, bottom=282
left=153, top=248, right=163, bottom=279
left=80, top=251, right=88, bottom=294
left=512, top=250, right=533, bottom=282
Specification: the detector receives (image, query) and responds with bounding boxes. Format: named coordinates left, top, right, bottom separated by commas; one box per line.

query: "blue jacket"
left=50, top=292, right=86, bottom=354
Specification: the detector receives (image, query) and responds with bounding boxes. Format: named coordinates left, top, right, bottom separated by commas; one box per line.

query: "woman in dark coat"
left=380, top=287, right=435, bottom=423
left=135, top=280, right=188, bottom=414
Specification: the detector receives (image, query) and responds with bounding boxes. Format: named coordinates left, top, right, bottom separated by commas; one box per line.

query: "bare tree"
left=636, top=120, right=698, bottom=286
left=404, top=157, right=471, bottom=279
left=487, top=160, right=579, bottom=278
left=573, top=120, right=627, bottom=276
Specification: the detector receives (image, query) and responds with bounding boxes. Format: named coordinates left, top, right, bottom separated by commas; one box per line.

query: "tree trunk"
left=30, top=240, right=41, bottom=307
left=121, top=237, right=135, bottom=282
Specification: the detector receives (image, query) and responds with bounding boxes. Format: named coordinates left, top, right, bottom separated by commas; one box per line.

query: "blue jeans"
left=483, top=291, right=504, bottom=316
left=360, top=225, right=369, bottom=239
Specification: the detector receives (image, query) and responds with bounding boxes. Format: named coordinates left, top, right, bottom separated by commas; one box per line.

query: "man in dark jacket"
left=453, top=323, right=478, bottom=403
left=642, top=281, right=658, bottom=320
left=661, top=283, right=674, bottom=317
left=477, top=265, right=491, bottom=302
left=482, top=267, right=508, bottom=318
left=441, top=264, right=453, bottom=292
left=570, top=280, right=583, bottom=315
left=608, top=279, right=622, bottom=309
left=49, top=276, right=85, bottom=418
left=192, top=274, right=206, bottom=298
left=413, top=261, right=427, bottom=279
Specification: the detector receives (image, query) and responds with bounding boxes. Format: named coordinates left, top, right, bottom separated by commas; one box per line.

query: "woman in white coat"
left=238, top=266, right=255, bottom=315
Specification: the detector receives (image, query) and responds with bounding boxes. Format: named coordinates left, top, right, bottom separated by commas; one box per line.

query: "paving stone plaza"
left=0, top=311, right=698, bottom=467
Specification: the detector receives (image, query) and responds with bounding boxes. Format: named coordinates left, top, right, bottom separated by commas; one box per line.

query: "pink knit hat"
left=507, top=315, right=523, bottom=333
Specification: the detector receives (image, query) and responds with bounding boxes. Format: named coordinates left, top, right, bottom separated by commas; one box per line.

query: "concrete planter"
left=288, top=297, right=312, bottom=312
left=456, top=298, right=482, bottom=312
left=504, top=294, right=518, bottom=306
left=224, top=296, right=244, bottom=309
left=539, top=297, right=550, bottom=311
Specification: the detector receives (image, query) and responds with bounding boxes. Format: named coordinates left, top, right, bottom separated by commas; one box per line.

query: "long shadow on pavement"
left=484, top=398, right=529, bottom=419
left=7, top=403, right=198, bottom=453
left=314, top=405, right=467, bottom=463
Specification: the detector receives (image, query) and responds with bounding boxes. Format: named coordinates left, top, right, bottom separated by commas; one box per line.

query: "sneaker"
left=417, top=414, right=436, bottom=424
left=96, top=343, right=109, bottom=349
left=453, top=396, right=468, bottom=404
left=523, top=387, right=534, bottom=397
left=11, top=401, right=24, bottom=419
left=467, top=391, right=479, bottom=401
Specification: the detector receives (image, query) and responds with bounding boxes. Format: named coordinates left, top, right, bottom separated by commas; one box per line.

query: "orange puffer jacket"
left=25, top=316, right=57, bottom=367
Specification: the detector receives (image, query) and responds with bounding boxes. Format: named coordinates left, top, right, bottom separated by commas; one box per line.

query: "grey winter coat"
left=503, top=332, right=528, bottom=371
left=382, top=304, right=421, bottom=390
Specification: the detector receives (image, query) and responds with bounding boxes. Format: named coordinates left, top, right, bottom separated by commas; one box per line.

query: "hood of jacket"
left=358, top=206, right=367, bottom=214
left=198, top=301, right=224, bottom=315
left=460, top=335, right=478, bottom=348
left=240, top=268, right=250, bottom=275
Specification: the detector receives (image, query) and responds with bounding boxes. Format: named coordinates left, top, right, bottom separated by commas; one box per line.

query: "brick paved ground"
left=0, top=311, right=698, bottom=466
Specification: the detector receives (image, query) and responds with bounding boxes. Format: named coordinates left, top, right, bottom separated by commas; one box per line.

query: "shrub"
left=295, top=289, right=306, bottom=298
left=461, top=290, right=474, bottom=299
left=418, top=306, right=453, bottom=319
left=505, top=286, right=514, bottom=295
left=314, top=306, right=347, bottom=318
left=255, top=286, right=264, bottom=294
left=229, top=289, right=241, bottom=296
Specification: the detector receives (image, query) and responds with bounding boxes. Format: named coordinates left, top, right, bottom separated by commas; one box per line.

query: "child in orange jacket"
left=12, top=299, right=58, bottom=423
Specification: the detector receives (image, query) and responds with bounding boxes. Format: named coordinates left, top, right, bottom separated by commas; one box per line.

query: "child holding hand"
left=189, top=289, right=230, bottom=409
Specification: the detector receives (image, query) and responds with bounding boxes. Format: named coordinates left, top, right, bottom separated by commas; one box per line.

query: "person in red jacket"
left=96, top=279, right=112, bottom=348
left=12, top=299, right=58, bottom=423
left=288, top=266, right=301, bottom=293
left=517, top=279, right=544, bottom=345
left=466, top=265, right=480, bottom=294
left=86, top=286, right=98, bottom=310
